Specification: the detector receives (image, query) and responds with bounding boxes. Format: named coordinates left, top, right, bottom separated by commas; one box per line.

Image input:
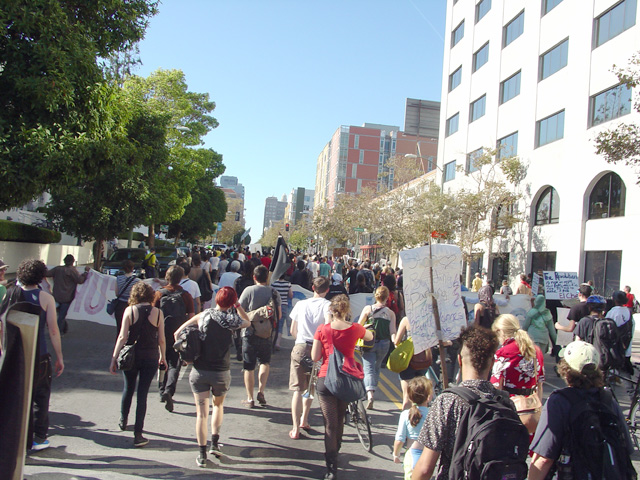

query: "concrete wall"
left=0, top=241, right=95, bottom=274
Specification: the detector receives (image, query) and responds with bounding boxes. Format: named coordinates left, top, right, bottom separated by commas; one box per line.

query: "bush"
left=117, top=231, right=146, bottom=242
left=0, top=220, right=62, bottom=244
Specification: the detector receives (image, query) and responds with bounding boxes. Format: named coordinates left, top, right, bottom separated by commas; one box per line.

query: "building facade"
left=437, top=0, right=639, bottom=295
left=263, top=195, right=287, bottom=232
left=219, top=175, right=245, bottom=199
left=286, top=187, right=314, bottom=225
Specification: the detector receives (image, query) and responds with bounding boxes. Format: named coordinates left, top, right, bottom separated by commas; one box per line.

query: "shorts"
left=242, top=335, right=272, bottom=371
left=189, top=368, right=231, bottom=396
left=399, top=366, right=428, bottom=381
left=289, top=343, right=312, bottom=391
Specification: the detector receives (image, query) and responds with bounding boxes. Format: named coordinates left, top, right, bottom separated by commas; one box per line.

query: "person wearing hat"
left=45, top=254, right=90, bottom=335
left=529, top=340, right=635, bottom=479
left=325, top=273, right=348, bottom=301
left=0, top=259, right=8, bottom=303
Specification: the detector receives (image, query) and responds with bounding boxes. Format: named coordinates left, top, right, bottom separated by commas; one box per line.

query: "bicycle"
left=604, top=362, right=640, bottom=450
left=346, top=399, right=373, bottom=452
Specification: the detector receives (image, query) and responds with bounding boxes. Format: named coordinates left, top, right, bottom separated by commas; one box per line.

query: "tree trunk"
left=148, top=224, right=155, bottom=248
left=93, top=239, right=104, bottom=271
left=174, top=228, right=182, bottom=247
left=127, top=228, right=133, bottom=248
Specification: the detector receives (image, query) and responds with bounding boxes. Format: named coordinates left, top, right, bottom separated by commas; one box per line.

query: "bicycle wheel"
left=629, top=402, right=640, bottom=451
left=353, top=400, right=373, bottom=452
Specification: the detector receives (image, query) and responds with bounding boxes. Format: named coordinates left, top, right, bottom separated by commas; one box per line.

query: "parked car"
left=155, top=246, right=181, bottom=278
left=101, top=248, right=147, bottom=277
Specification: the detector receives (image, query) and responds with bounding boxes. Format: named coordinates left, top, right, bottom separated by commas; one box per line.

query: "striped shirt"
left=116, top=274, right=140, bottom=302
left=271, top=280, right=291, bottom=309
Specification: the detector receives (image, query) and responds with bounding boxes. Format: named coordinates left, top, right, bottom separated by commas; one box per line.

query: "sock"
left=199, top=445, right=207, bottom=456
left=211, top=434, right=220, bottom=447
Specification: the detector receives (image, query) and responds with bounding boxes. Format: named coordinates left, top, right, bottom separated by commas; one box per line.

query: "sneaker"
left=134, top=434, right=149, bottom=448
left=209, top=443, right=222, bottom=457
left=257, top=392, right=267, bottom=406
left=118, top=417, right=127, bottom=431
left=164, top=395, right=174, bottom=413
left=31, top=439, right=50, bottom=451
left=196, top=453, right=207, bottom=467
left=366, top=398, right=374, bottom=410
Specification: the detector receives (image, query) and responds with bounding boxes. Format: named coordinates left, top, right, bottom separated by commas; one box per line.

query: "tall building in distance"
left=219, top=175, right=245, bottom=199
left=314, top=101, right=439, bottom=209
left=437, top=0, right=639, bottom=293
left=286, top=187, right=314, bottom=225
left=263, top=195, right=287, bottom=232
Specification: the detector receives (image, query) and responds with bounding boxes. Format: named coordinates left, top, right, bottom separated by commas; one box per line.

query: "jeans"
left=159, top=347, right=181, bottom=398
left=56, top=302, right=71, bottom=333
left=277, top=305, right=290, bottom=335
left=121, top=357, right=158, bottom=434
left=29, top=355, right=52, bottom=445
left=362, top=339, right=390, bottom=392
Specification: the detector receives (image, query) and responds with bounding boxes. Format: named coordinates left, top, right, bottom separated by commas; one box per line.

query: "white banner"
left=543, top=271, right=579, bottom=300
left=400, top=245, right=466, bottom=354
left=461, top=292, right=534, bottom=326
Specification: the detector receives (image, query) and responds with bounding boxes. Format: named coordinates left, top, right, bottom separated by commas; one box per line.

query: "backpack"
left=587, top=315, right=626, bottom=371
left=197, top=271, right=213, bottom=303
left=0, top=285, right=41, bottom=319
left=246, top=289, right=277, bottom=339
left=446, top=387, right=529, bottom=480
left=173, top=324, right=201, bottom=364
left=553, top=388, right=636, bottom=480
left=159, top=288, right=187, bottom=336
left=618, top=312, right=634, bottom=352
left=386, top=291, right=398, bottom=316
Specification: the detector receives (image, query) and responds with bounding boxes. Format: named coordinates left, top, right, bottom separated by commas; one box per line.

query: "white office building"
left=437, top=0, right=639, bottom=294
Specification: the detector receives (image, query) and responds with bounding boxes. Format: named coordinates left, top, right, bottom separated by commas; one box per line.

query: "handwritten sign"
left=543, top=271, right=579, bottom=300
left=531, top=273, right=541, bottom=296
left=400, top=245, right=466, bottom=354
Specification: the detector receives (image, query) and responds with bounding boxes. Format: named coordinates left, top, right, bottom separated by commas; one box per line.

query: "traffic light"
left=285, top=223, right=289, bottom=232
left=235, top=212, right=240, bottom=221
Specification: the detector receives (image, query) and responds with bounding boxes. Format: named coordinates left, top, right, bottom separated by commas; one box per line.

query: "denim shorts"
left=189, top=368, right=231, bottom=396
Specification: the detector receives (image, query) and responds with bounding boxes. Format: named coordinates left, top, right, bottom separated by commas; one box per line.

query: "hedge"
left=0, top=220, right=62, bottom=244
left=117, top=231, right=146, bottom=242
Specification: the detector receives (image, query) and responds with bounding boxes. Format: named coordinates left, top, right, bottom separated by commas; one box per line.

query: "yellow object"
left=387, top=337, right=414, bottom=373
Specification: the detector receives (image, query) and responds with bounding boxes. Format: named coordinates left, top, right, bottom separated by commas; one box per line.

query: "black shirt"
left=567, top=301, right=591, bottom=322
left=194, top=309, right=244, bottom=371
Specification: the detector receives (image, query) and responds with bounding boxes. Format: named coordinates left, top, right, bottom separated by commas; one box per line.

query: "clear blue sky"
left=136, top=0, right=447, bottom=239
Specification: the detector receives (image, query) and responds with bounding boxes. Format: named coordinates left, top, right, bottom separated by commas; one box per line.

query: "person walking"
left=109, top=282, right=166, bottom=447
left=45, top=254, right=90, bottom=334
left=394, top=316, right=431, bottom=410
left=143, top=248, right=157, bottom=279
left=288, top=276, right=330, bottom=439
left=177, top=261, right=202, bottom=314
left=173, top=287, right=251, bottom=467
left=522, top=295, right=556, bottom=354
left=358, top=286, right=396, bottom=410
left=311, top=294, right=372, bottom=480
left=474, top=284, right=498, bottom=329
left=112, top=260, right=140, bottom=342
left=272, top=273, right=293, bottom=351
left=291, top=260, right=311, bottom=290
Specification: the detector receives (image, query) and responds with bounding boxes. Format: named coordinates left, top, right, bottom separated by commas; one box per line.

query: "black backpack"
left=587, top=315, right=626, bottom=371
left=173, top=324, right=201, bottom=364
left=553, top=388, right=636, bottom=480
left=159, top=288, right=187, bottom=336
left=197, top=271, right=213, bottom=303
left=446, top=387, right=529, bottom=480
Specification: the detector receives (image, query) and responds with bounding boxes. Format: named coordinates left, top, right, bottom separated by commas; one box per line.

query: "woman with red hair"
left=173, top=286, right=251, bottom=467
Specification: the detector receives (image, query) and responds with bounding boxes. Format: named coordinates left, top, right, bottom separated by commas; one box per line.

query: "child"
left=500, top=280, right=513, bottom=296
left=392, top=376, right=433, bottom=479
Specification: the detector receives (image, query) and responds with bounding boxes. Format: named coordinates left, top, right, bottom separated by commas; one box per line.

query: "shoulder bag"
left=107, top=276, right=136, bottom=316
left=510, top=358, right=542, bottom=435
left=116, top=307, right=143, bottom=371
left=323, top=324, right=366, bottom=403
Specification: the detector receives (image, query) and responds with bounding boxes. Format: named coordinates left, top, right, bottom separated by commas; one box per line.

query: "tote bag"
left=323, top=324, right=366, bottom=403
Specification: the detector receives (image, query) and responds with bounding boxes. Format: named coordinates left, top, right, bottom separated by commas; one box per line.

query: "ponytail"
left=492, top=314, right=536, bottom=361
left=406, top=376, right=434, bottom=427
left=514, top=329, right=536, bottom=362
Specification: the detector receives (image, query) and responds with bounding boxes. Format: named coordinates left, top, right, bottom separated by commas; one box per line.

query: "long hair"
left=407, top=377, right=433, bottom=427
left=492, top=314, right=536, bottom=361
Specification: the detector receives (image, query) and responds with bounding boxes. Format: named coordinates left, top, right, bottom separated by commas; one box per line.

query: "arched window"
left=588, top=173, right=625, bottom=219
left=535, top=186, right=560, bottom=225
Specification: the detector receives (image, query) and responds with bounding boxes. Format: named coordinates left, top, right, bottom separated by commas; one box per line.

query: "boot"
left=323, top=452, right=338, bottom=480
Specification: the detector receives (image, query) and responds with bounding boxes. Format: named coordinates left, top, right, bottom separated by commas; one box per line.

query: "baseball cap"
left=0, top=259, right=8, bottom=270
left=559, top=340, right=600, bottom=372
left=332, top=273, right=343, bottom=285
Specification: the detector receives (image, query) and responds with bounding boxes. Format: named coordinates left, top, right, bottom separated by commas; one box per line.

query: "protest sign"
left=400, top=245, right=466, bottom=354
left=531, top=273, right=541, bottom=296
left=543, top=271, right=579, bottom=300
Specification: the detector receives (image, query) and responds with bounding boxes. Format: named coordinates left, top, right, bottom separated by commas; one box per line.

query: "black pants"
left=317, top=377, right=347, bottom=468
left=159, top=347, right=181, bottom=398
left=29, top=354, right=52, bottom=445
left=114, top=300, right=128, bottom=342
left=121, top=357, right=157, bottom=434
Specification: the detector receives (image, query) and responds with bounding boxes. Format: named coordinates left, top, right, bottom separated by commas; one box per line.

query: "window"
left=536, top=110, right=565, bottom=147
left=470, top=95, right=486, bottom=122
left=359, top=149, right=364, bottom=164
left=491, top=253, right=510, bottom=285
left=495, top=203, right=517, bottom=230
left=497, top=132, right=518, bottom=159
left=351, top=164, right=357, bottom=178
left=451, top=20, right=465, bottom=47
left=473, top=42, right=490, bottom=72
left=444, top=161, right=456, bottom=182
left=476, top=0, right=491, bottom=22
left=500, top=70, right=521, bottom=104
left=588, top=172, right=625, bottom=219
left=531, top=252, right=557, bottom=274
left=542, top=0, right=563, bottom=15
left=584, top=250, right=622, bottom=296
left=535, top=186, right=560, bottom=225
left=449, top=66, right=462, bottom=92
left=503, top=10, right=524, bottom=47
left=539, top=38, right=569, bottom=80
left=446, top=113, right=459, bottom=136
left=594, top=0, right=637, bottom=47
left=462, top=255, right=483, bottom=280
left=590, top=84, right=632, bottom=126
left=354, top=135, right=359, bottom=149
left=467, top=148, right=483, bottom=173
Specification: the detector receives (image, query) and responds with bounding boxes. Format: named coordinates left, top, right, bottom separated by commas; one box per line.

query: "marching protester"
left=112, top=260, right=140, bottom=342
left=272, top=272, right=293, bottom=351
left=45, top=254, right=90, bottom=334
left=172, top=287, right=251, bottom=467
left=110, top=282, right=166, bottom=448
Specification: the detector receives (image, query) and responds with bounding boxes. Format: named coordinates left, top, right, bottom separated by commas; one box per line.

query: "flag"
left=240, top=227, right=251, bottom=241
left=269, top=235, right=290, bottom=284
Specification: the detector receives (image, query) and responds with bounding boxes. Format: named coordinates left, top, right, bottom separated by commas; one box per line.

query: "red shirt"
left=490, top=338, right=545, bottom=393
left=625, top=293, right=635, bottom=309
left=260, top=257, right=272, bottom=269
left=314, top=323, right=366, bottom=378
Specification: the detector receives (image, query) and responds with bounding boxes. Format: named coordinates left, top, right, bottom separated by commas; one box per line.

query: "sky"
left=135, top=0, right=447, bottom=239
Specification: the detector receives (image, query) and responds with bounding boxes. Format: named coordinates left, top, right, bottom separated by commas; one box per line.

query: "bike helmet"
left=586, top=294, right=607, bottom=310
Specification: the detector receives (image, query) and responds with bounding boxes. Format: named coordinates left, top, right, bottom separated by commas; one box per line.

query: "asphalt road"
left=23, top=318, right=640, bottom=479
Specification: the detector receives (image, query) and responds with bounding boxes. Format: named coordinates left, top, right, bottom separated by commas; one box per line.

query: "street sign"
left=353, top=227, right=364, bottom=232
left=217, top=222, right=222, bottom=231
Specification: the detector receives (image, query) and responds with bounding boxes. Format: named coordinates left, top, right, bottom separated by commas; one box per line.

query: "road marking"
left=379, top=371, right=403, bottom=398
left=180, top=364, right=191, bottom=380
left=377, top=380, right=403, bottom=409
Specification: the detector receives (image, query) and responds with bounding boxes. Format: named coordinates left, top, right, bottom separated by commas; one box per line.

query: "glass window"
left=491, top=253, right=510, bottom=285
left=594, top=0, right=637, bottom=47
left=588, top=172, right=626, bottom=219
left=452, top=20, right=465, bottom=47
left=353, top=135, right=359, bottom=149
left=462, top=254, right=483, bottom=280
left=444, top=161, right=456, bottom=182
left=500, top=70, right=521, bottom=104
left=446, top=113, right=459, bottom=136
left=497, top=131, right=518, bottom=159
left=543, top=0, right=563, bottom=15
left=536, top=110, right=565, bottom=147
left=590, top=84, right=632, bottom=126
left=473, top=42, right=490, bottom=72
left=449, top=66, right=462, bottom=92
left=359, top=149, right=364, bottom=164
left=535, top=186, right=560, bottom=225
left=531, top=252, right=557, bottom=274
left=476, top=0, right=491, bottom=22
left=584, top=250, right=622, bottom=297
left=470, top=95, right=486, bottom=122
left=503, top=10, right=524, bottom=47
left=467, top=148, right=483, bottom=173
left=539, top=38, right=569, bottom=80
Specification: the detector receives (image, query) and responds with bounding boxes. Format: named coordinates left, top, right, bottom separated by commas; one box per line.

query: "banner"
left=531, top=273, right=541, bottom=296
left=291, top=284, right=373, bottom=321
left=399, top=245, right=466, bottom=354
left=543, top=271, right=579, bottom=300
left=462, top=292, right=534, bottom=325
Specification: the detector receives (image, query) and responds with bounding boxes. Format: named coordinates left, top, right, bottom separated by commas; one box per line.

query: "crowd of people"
left=1, top=247, right=639, bottom=480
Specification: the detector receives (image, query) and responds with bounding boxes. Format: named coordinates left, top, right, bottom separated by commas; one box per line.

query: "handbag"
left=387, top=338, right=413, bottom=373
left=409, top=345, right=433, bottom=370
left=356, top=304, right=382, bottom=351
left=107, top=275, right=136, bottom=316
left=323, top=324, right=366, bottom=403
left=116, top=343, right=136, bottom=371
left=511, top=359, right=542, bottom=435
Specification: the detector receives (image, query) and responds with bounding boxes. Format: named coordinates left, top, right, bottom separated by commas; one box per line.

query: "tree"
left=288, top=220, right=314, bottom=252
left=595, top=52, right=640, bottom=182
left=217, top=196, right=244, bottom=245
left=0, top=0, right=158, bottom=209
left=260, top=220, right=285, bottom=249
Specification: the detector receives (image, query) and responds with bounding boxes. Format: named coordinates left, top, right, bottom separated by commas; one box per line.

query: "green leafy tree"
left=168, top=181, right=227, bottom=244
left=0, top=0, right=158, bottom=209
left=218, top=196, right=244, bottom=245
